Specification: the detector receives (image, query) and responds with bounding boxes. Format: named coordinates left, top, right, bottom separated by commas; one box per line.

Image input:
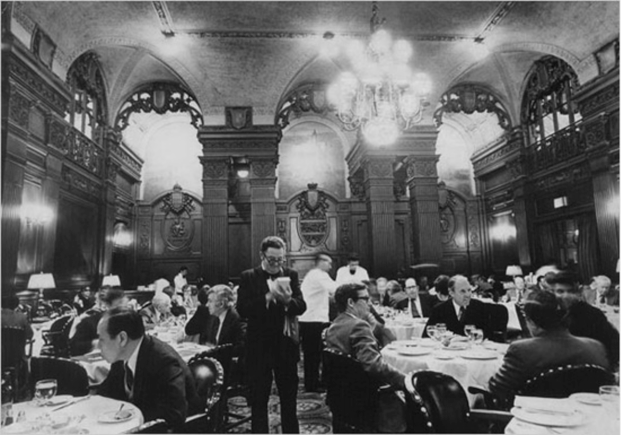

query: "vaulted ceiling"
left=15, top=1, right=620, bottom=127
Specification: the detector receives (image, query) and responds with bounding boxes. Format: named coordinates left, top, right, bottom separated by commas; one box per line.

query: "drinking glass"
left=471, top=329, right=484, bottom=346
left=600, top=385, right=620, bottom=419
left=464, top=324, right=475, bottom=340
left=426, top=325, right=437, bottom=341
left=34, top=379, right=57, bottom=405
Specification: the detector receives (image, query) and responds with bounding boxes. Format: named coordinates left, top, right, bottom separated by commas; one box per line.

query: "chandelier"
left=327, top=2, right=431, bottom=146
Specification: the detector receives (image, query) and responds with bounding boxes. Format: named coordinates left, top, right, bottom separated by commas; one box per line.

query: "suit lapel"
left=132, top=336, right=149, bottom=401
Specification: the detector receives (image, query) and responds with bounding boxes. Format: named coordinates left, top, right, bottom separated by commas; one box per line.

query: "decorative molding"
left=139, top=221, right=151, bottom=252
left=364, top=159, right=394, bottom=179
left=12, top=2, right=35, bottom=33
left=348, top=173, right=365, bottom=201
left=225, top=106, right=253, bottom=130
left=8, top=59, right=69, bottom=114
left=476, top=2, right=516, bottom=40
left=466, top=201, right=480, bottom=249
left=506, top=157, right=525, bottom=178
left=340, top=217, right=350, bottom=251
left=295, top=183, right=329, bottom=247
left=106, top=160, right=119, bottom=182
left=8, top=91, right=31, bottom=128
left=277, top=218, right=287, bottom=242
left=594, top=39, right=619, bottom=75
left=201, top=158, right=229, bottom=179
left=534, top=164, right=590, bottom=190
left=61, top=165, right=100, bottom=197
left=251, top=160, right=276, bottom=178
left=276, top=83, right=330, bottom=129
left=579, top=83, right=620, bottom=115
left=160, top=184, right=195, bottom=216
left=472, top=139, right=521, bottom=172
left=31, top=25, right=56, bottom=69
left=47, top=119, right=104, bottom=176
left=434, top=84, right=511, bottom=130
left=152, top=1, right=175, bottom=35
left=583, top=115, right=610, bottom=149
left=406, top=159, right=437, bottom=179
left=527, top=125, right=586, bottom=173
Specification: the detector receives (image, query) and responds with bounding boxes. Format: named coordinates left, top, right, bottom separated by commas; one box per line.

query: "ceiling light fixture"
left=327, top=1, right=431, bottom=146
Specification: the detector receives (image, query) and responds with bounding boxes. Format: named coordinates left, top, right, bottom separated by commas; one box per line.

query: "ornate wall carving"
left=295, top=183, right=329, bottom=247
left=534, top=164, right=590, bottom=190
left=434, top=84, right=511, bottom=130
left=276, top=83, right=329, bottom=128
left=9, top=59, right=68, bottom=115
left=201, top=159, right=229, bottom=179
left=61, top=166, right=100, bottom=198
left=8, top=91, right=31, bottom=128
left=472, top=139, right=521, bottom=172
left=406, top=159, right=437, bottom=178
left=159, top=184, right=196, bottom=253
left=251, top=160, right=276, bottom=178
left=363, top=159, right=393, bottom=178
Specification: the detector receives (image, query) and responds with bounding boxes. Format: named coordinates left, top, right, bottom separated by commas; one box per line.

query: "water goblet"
left=600, top=385, right=620, bottom=419
left=34, top=379, right=57, bottom=406
left=435, top=323, right=447, bottom=336
left=464, top=324, right=475, bottom=340
left=426, top=325, right=437, bottom=342
left=471, top=328, right=484, bottom=346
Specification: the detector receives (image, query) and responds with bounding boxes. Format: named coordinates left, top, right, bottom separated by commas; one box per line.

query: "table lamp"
left=102, top=274, right=121, bottom=287
left=505, top=265, right=523, bottom=277
left=27, top=272, right=56, bottom=299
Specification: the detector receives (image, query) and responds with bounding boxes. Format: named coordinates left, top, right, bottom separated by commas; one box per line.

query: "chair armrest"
left=470, top=409, right=513, bottom=423
left=468, top=385, right=511, bottom=411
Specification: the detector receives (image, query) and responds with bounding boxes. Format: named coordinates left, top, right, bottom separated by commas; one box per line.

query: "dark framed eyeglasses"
left=264, top=255, right=286, bottom=265
left=356, top=296, right=370, bottom=302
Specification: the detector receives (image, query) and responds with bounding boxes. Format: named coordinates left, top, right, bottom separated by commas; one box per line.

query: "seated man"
left=552, top=271, right=619, bottom=370
left=488, top=290, right=610, bottom=403
left=73, top=286, right=96, bottom=314
left=424, top=274, right=490, bottom=338
left=324, top=282, right=405, bottom=432
left=139, top=292, right=173, bottom=327
left=69, top=287, right=127, bottom=356
left=162, top=286, right=187, bottom=317
left=185, top=284, right=245, bottom=355
left=96, top=307, right=200, bottom=428
left=394, top=278, right=434, bottom=318
left=387, top=280, right=408, bottom=309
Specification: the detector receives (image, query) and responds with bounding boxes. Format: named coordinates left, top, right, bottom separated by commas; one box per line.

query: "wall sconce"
left=27, top=271, right=56, bottom=299
left=231, top=157, right=250, bottom=179
left=102, top=274, right=121, bottom=287
left=20, top=203, right=54, bottom=226
left=505, top=265, right=523, bottom=277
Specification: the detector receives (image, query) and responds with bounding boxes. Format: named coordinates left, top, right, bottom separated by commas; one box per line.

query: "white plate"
left=392, top=340, right=418, bottom=347
left=434, top=353, right=455, bottom=360
left=418, top=338, right=438, bottom=348
left=460, top=350, right=498, bottom=360
left=397, top=347, right=433, bottom=357
left=2, top=423, right=33, bottom=434
left=511, top=407, right=588, bottom=427
left=98, top=409, right=136, bottom=423
left=443, top=343, right=469, bottom=351
left=570, top=393, right=602, bottom=406
left=46, top=394, right=73, bottom=406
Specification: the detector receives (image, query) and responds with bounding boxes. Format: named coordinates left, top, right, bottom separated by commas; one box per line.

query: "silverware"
left=52, top=395, right=90, bottom=412
left=114, top=403, right=125, bottom=419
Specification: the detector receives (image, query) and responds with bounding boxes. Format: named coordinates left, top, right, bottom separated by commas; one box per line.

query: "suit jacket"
left=566, top=301, right=619, bottom=368
left=98, top=335, right=200, bottom=428
left=488, top=328, right=610, bottom=401
left=393, top=294, right=435, bottom=318
left=325, top=312, right=404, bottom=389
left=185, top=306, right=245, bottom=356
left=424, top=299, right=490, bottom=338
left=237, top=266, right=306, bottom=367
left=69, top=309, right=103, bottom=356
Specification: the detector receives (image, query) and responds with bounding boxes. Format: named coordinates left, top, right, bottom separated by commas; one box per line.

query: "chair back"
left=127, top=418, right=168, bottom=433
left=30, top=356, right=89, bottom=397
left=187, top=355, right=224, bottom=411
left=485, top=304, right=509, bottom=343
left=322, top=348, right=380, bottom=432
left=519, top=363, right=615, bottom=398
left=2, top=327, right=27, bottom=369
left=195, top=344, right=234, bottom=386
left=41, top=314, right=74, bottom=358
left=404, top=370, right=472, bottom=433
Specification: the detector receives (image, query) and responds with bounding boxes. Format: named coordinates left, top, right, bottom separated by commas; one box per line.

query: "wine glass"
left=35, top=379, right=57, bottom=405
left=464, top=324, right=475, bottom=340
left=426, top=325, right=437, bottom=342
left=471, top=329, right=484, bottom=346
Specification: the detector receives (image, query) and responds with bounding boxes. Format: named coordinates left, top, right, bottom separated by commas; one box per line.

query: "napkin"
left=514, top=396, right=577, bottom=415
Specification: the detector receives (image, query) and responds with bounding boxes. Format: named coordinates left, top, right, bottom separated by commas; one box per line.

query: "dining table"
left=384, top=317, right=427, bottom=341
left=381, top=338, right=507, bottom=406
left=5, top=394, right=143, bottom=434
left=504, top=394, right=619, bottom=435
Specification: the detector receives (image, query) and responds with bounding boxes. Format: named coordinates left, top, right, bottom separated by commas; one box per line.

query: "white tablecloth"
left=505, top=396, right=619, bottom=435
left=9, top=394, right=143, bottom=434
left=382, top=340, right=506, bottom=406
left=385, top=319, right=427, bottom=340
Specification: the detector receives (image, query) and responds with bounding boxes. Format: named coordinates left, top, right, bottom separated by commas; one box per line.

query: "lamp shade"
left=102, top=274, right=121, bottom=287
left=505, top=265, right=523, bottom=277
left=27, top=272, right=56, bottom=290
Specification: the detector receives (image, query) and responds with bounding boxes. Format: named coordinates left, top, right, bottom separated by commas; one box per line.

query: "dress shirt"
left=215, top=310, right=227, bottom=343
left=335, top=266, right=370, bottom=286
left=408, top=298, right=423, bottom=318
left=299, top=268, right=337, bottom=323
left=124, top=336, right=143, bottom=397
left=452, top=300, right=464, bottom=319
left=174, top=274, right=187, bottom=294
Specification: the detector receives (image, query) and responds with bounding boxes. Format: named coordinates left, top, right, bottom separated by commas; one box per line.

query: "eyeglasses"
left=405, top=285, right=418, bottom=289
left=264, top=256, right=286, bottom=265
left=356, top=296, right=370, bottom=303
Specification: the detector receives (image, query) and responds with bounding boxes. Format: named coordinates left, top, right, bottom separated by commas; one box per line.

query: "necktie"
left=410, top=299, right=420, bottom=318
left=266, top=270, right=280, bottom=281
left=458, top=306, right=466, bottom=322
left=125, top=364, right=134, bottom=397
left=211, top=316, right=221, bottom=344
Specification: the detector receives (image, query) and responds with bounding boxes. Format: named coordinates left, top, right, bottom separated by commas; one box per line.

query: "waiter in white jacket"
left=299, top=253, right=337, bottom=393
left=335, top=253, right=370, bottom=286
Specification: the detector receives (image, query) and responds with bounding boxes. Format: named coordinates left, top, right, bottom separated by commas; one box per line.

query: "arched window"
left=521, top=56, right=581, bottom=146
left=65, top=52, right=107, bottom=141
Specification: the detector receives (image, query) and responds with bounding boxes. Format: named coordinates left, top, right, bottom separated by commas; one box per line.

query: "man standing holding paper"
left=237, top=236, right=307, bottom=433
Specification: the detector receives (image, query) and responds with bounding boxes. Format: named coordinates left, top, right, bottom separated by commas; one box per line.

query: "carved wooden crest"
left=160, top=184, right=195, bottom=252
left=226, top=106, right=252, bottom=130
left=296, top=183, right=329, bottom=247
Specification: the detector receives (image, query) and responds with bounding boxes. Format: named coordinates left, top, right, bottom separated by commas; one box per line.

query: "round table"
left=382, top=339, right=507, bottom=406
left=385, top=319, right=427, bottom=340
left=9, top=395, right=143, bottom=434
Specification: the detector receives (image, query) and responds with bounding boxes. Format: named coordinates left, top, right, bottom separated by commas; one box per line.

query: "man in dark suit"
left=185, top=284, right=245, bottom=356
left=552, top=271, right=619, bottom=370
left=394, top=278, right=434, bottom=317
left=96, top=307, right=200, bottom=429
left=424, top=274, right=491, bottom=338
left=489, top=290, right=610, bottom=403
left=237, top=236, right=307, bottom=434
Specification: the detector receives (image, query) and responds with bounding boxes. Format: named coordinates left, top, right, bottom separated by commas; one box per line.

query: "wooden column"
left=199, top=156, right=230, bottom=285
left=249, top=158, right=278, bottom=266
left=362, top=156, right=396, bottom=277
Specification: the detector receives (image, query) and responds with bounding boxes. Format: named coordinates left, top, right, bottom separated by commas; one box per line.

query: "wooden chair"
left=322, top=347, right=382, bottom=433
left=519, top=363, right=615, bottom=398
left=30, top=356, right=89, bottom=397
left=183, top=355, right=224, bottom=433
left=40, top=314, right=74, bottom=358
left=127, top=418, right=169, bottom=433
left=406, top=370, right=512, bottom=434
left=2, top=326, right=29, bottom=399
